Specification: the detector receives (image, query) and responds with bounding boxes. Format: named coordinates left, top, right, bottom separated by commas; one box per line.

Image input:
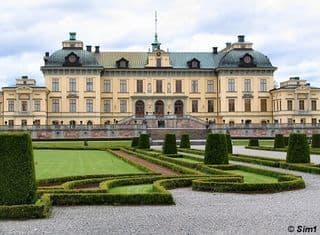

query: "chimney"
left=44, top=52, right=50, bottom=63
left=212, top=47, right=218, bottom=54
left=238, top=35, right=245, bottom=42
left=45, top=52, right=49, bottom=57
left=86, top=45, right=92, bottom=52
left=95, top=46, right=100, bottom=53
left=69, top=32, right=76, bottom=40
left=21, top=75, right=28, bottom=79
left=226, top=42, right=231, bottom=48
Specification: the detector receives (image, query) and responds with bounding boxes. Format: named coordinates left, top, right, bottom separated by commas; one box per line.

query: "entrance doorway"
left=135, top=100, right=145, bottom=117
left=174, top=100, right=183, bottom=116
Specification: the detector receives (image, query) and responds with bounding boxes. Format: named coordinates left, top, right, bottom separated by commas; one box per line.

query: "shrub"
left=138, top=134, right=150, bottom=149
left=163, top=134, right=177, bottom=155
left=248, top=138, right=259, bottom=147
left=180, top=134, right=190, bottom=149
left=283, top=136, right=289, bottom=146
left=226, top=134, right=233, bottom=154
left=286, top=133, right=310, bottom=163
left=311, top=134, right=320, bottom=148
left=0, top=133, right=37, bottom=205
left=84, top=140, right=88, bottom=146
left=204, top=134, right=229, bottom=165
left=274, top=134, right=285, bottom=148
left=131, top=137, right=139, bottom=147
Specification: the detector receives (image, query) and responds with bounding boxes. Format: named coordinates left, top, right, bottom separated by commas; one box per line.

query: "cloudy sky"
left=0, top=0, right=319, bottom=87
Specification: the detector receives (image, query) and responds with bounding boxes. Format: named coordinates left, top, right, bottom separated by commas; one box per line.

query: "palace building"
left=0, top=32, right=319, bottom=127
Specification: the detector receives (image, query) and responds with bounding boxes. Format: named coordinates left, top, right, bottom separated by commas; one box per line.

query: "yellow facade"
left=0, top=33, right=319, bottom=127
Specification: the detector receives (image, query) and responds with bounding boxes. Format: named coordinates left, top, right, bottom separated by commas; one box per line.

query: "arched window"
left=155, top=100, right=164, bottom=116
left=135, top=100, right=145, bottom=117
left=174, top=100, right=183, bottom=116
left=87, top=120, right=93, bottom=126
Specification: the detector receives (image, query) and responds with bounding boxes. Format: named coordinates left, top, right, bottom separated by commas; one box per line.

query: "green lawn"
left=232, top=139, right=274, bottom=147
left=32, top=140, right=131, bottom=149
left=34, top=150, right=145, bottom=179
left=228, top=170, right=278, bottom=183
left=108, top=184, right=154, bottom=193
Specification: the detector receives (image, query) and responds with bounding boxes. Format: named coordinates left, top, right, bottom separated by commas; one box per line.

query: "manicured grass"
left=32, top=140, right=131, bottom=149
left=34, top=150, right=145, bottom=179
left=108, top=184, right=154, bottom=193
left=232, top=139, right=274, bottom=147
left=228, top=170, right=278, bottom=183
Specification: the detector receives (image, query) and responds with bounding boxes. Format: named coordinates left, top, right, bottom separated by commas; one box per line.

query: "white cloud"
left=0, top=0, right=320, bottom=87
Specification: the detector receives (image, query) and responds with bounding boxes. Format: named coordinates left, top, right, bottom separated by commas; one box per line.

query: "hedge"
left=311, top=134, right=320, bottom=148
left=138, top=134, right=150, bottom=149
left=226, top=134, right=233, bottom=154
left=229, top=155, right=281, bottom=167
left=284, top=136, right=289, bottom=147
left=286, top=133, right=310, bottom=163
left=131, top=137, right=140, bottom=147
left=248, top=138, right=259, bottom=147
left=0, top=133, right=37, bottom=205
left=204, top=134, right=229, bottom=164
left=162, top=134, right=177, bottom=155
left=274, top=134, right=285, bottom=148
left=180, top=134, right=191, bottom=149
left=0, top=194, right=51, bottom=219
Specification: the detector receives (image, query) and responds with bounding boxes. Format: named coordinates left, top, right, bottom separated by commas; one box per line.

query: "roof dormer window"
left=116, top=57, right=129, bottom=69
left=187, top=58, right=200, bottom=69
left=239, top=53, right=256, bottom=67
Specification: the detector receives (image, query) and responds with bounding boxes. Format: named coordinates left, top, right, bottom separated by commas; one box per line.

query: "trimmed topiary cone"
left=0, top=133, right=36, bottom=205
left=226, top=134, right=233, bottom=154
left=274, top=134, right=285, bottom=148
left=286, top=133, right=310, bottom=163
left=311, top=134, right=320, bottom=148
left=204, top=133, right=229, bottom=164
left=138, top=134, right=150, bottom=149
left=248, top=138, right=259, bottom=147
left=180, top=134, right=190, bottom=149
left=131, top=137, right=140, bottom=147
left=163, top=134, right=177, bottom=154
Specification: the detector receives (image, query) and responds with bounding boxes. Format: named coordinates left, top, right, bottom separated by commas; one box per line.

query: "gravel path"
left=110, top=150, right=179, bottom=176
left=1, top=147, right=320, bottom=234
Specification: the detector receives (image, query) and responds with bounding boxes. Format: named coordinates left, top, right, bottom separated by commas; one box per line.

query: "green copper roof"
left=218, top=49, right=273, bottom=68
left=45, top=49, right=100, bottom=67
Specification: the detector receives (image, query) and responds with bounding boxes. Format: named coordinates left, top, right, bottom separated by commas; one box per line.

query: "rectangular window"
left=86, top=99, right=93, bottom=112
left=192, top=100, right=198, bottom=112
left=287, top=100, right=293, bottom=111
left=175, top=80, right=182, bottom=93
left=228, top=79, right=235, bottom=92
left=21, top=120, right=27, bottom=126
left=8, top=100, right=14, bottom=112
left=104, top=100, right=111, bottom=113
left=120, top=100, right=127, bottom=113
left=207, top=100, right=214, bottom=112
left=228, top=99, right=235, bottom=112
left=260, top=99, right=267, bottom=112
left=191, top=80, right=198, bottom=93
left=312, top=100, right=317, bottom=111
left=299, top=100, right=304, bottom=111
left=156, top=80, right=163, bottom=93
left=52, top=78, right=59, bottom=91
left=244, top=98, right=251, bottom=112
left=260, top=79, right=267, bottom=91
left=86, top=78, right=93, bottom=91
left=156, top=58, right=161, bottom=67
left=244, top=79, right=251, bottom=92
left=34, top=100, right=40, bottom=112
left=104, top=80, right=111, bottom=92
left=120, top=80, right=127, bottom=93
left=52, top=99, right=60, bottom=112
left=207, top=80, right=214, bottom=93
left=288, top=118, right=293, bottom=124
left=69, top=78, right=76, bottom=92
left=21, top=101, right=28, bottom=112
left=69, top=99, right=76, bottom=112
left=312, top=118, right=317, bottom=126
left=8, top=120, right=14, bottom=126
left=136, top=80, right=143, bottom=93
